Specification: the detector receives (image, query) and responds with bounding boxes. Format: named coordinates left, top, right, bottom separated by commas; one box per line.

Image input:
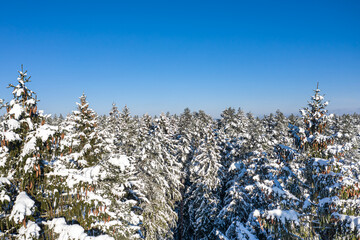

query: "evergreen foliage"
left=1, top=68, right=360, bottom=239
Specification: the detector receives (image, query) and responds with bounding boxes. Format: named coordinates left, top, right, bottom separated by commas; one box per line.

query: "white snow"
left=25, top=99, right=36, bottom=105
left=266, top=209, right=299, bottom=225
left=10, top=192, right=35, bottom=223
left=3, top=131, right=21, bottom=141
left=313, top=158, right=329, bottom=167
left=49, top=165, right=103, bottom=189
left=229, top=161, right=243, bottom=171
left=332, top=213, right=360, bottom=233
left=45, top=218, right=114, bottom=240
left=13, top=88, right=24, bottom=97
left=25, top=117, right=34, bottom=130
left=0, top=177, right=10, bottom=185
left=319, top=196, right=339, bottom=207
left=9, top=104, right=24, bottom=119
left=36, top=124, right=57, bottom=142
left=253, top=209, right=261, bottom=218
left=22, top=136, right=37, bottom=156
left=108, top=155, right=130, bottom=171
left=235, top=222, right=258, bottom=240
left=7, top=118, right=20, bottom=130
left=18, top=220, right=40, bottom=240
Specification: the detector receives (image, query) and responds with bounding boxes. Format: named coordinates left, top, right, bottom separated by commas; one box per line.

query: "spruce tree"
left=118, top=105, right=138, bottom=156
left=134, top=113, right=182, bottom=240
left=0, top=67, right=58, bottom=238
left=184, top=111, right=223, bottom=239
left=59, top=93, right=103, bottom=168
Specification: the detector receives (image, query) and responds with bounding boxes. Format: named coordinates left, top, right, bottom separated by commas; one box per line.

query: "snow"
left=9, top=103, right=24, bottom=119
left=7, top=118, right=20, bottom=130
left=3, top=131, right=21, bottom=141
left=108, top=155, right=130, bottom=171
left=302, top=196, right=312, bottom=209
left=10, top=192, right=35, bottom=223
left=25, top=117, right=34, bottom=130
left=253, top=209, right=261, bottom=218
left=332, top=213, right=360, bottom=233
left=313, top=158, right=329, bottom=167
left=13, top=88, right=24, bottom=97
left=18, top=220, right=40, bottom=240
left=49, top=165, right=104, bottom=189
left=215, top=230, right=230, bottom=240
left=0, top=177, right=11, bottom=202
left=327, top=144, right=350, bottom=155
left=235, top=222, right=258, bottom=240
left=36, top=124, right=57, bottom=142
left=25, top=99, right=36, bottom=105
left=229, top=161, right=243, bottom=171
left=257, top=182, right=298, bottom=201
left=0, top=177, right=10, bottom=185
left=21, top=124, right=57, bottom=156
left=45, top=218, right=114, bottom=240
left=313, top=95, right=324, bottom=101
left=319, top=196, right=339, bottom=207
left=266, top=209, right=299, bottom=225
left=83, top=143, right=92, bottom=151
left=22, top=136, right=36, bottom=156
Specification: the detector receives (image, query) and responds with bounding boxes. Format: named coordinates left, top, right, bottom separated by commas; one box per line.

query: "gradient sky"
left=0, top=0, right=359, bottom=117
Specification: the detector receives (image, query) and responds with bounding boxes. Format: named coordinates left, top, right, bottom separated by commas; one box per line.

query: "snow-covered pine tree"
left=290, top=83, right=335, bottom=158
left=275, top=84, right=357, bottom=239
left=242, top=113, right=268, bottom=157
left=217, top=107, right=247, bottom=169
left=0, top=67, right=58, bottom=238
left=134, top=113, right=182, bottom=240
left=332, top=114, right=359, bottom=160
left=93, top=154, right=144, bottom=239
left=262, top=113, right=278, bottom=147
left=117, top=105, right=138, bottom=156
left=60, top=93, right=104, bottom=168
left=184, top=111, right=224, bottom=239
left=100, top=103, right=121, bottom=154
left=273, top=109, right=291, bottom=146
left=297, top=89, right=360, bottom=239
left=214, top=108, right=255, bottom=239
left=175, top=108, right=194, bottom=240
left=42, top=93, right=116, bottom=239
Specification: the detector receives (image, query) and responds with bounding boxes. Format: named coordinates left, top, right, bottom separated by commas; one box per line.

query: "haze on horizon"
left=0, top=0, right=359, bottom=117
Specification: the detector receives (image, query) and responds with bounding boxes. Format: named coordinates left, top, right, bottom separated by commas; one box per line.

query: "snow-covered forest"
left=0, top=68, right=360, bottom=240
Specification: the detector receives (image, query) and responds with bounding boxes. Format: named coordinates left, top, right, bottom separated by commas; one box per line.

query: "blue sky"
left=0, top=0, right=359, bottom=117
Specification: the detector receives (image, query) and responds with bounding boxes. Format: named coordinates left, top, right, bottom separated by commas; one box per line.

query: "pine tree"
left=271, top=84, right=354, bottom=239
left=101, top=103, right=121, bottom=154
left=290, top=83, right=335, bottom=158
left=59, top=93, right=103, bottom=168
left=184, top=111, right=223, bottom=239
left=0, top=66, right=58, bottom=238
left=118, top=105, right=138, bottom=156
left=93, top=154, right=144, bottom=239
left=134, top=113, right=182, bottom=239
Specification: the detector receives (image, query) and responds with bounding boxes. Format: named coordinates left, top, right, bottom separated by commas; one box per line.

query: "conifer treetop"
left=300, top=83, right=329, bottom=135
left=300, top=83, right=329, bottom=129
left=8, top=65, right=37, bottom=105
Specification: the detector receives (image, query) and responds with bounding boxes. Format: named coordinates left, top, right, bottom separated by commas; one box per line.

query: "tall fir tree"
left=59, top=93, right=104, bottom=168
left=134, top=113, right=182, bottom=240
left=0, top=67, right=58, bottom=238
left=184, top=111, right=224, bottom=239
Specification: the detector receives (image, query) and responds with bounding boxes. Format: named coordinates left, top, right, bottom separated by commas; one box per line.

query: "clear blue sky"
left=0, top=0, right=359, bottom=117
